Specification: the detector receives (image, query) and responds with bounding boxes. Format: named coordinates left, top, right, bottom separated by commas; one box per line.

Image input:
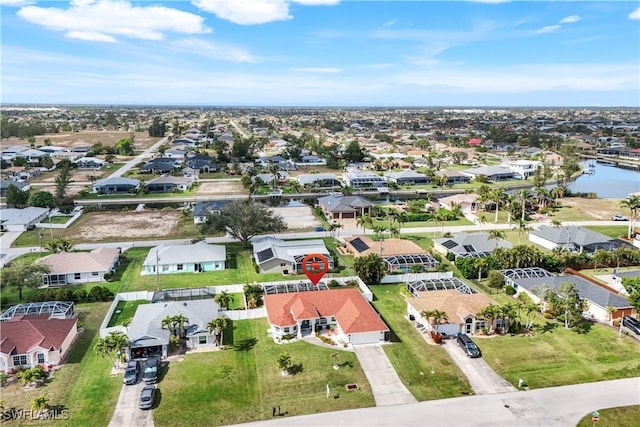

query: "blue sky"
left=1, top=0, right=639, bottom=107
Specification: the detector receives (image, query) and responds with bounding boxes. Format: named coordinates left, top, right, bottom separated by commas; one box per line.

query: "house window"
left=74, top=273, right=81, bottom=280
left=198, top=336, right=207, bottom=345
left=92, top=272, right=99, bottom=276
left=318, top=318, right=327, bottom=325
left=177, top=264, right=183, bottom=271
left=284, top=327, right=289, bottom=333
left=274, top=326, right=281, bottom=332
left=13, top=355, right=28, bottom=366
left=37, top=353, right=45, bottom=364
left=162, top=265, right=169, bottom=272
left=475, top=320, right=486, bottom=331
left=280, top=263, right=287, bottom=267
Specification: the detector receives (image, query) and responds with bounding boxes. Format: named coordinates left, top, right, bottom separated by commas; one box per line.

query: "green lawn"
left=0, top=303, right=121, bottom=427
left=106, top=299, right=147, bottom=327
left=585, top=225, right=629, bottom=239
left=370, top=285, right=472, bottom=400
left=102, top=162, right=126, bottom=172
left=576, top=405, right=640, bottom=427
left=154, top=318, right=375, bottom=426
left=41, top=216, right=72, bottom=224
left=478, top=320, right=640, bottom=389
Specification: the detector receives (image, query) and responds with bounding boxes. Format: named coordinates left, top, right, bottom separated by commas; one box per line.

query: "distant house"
left=528, top=225, right=632, bottom=254
left=92, top=177, right=140, bottom=194
left=164, top=148, right=187, bottom=160
left=461, top=165, right=515, bottom=181
left=0, top=305, right=78, bottom=372
left=438, top=193, right=479, bottom=212
left=0, top=207, right=49, bottom=232
left=434, top=170, right=471, bottom=185
left=258, top=155, right=296, bottom=171
left=127, top=299, right=219, bottom=359
left=298, top=155, right=326, bottom=165
left=433, top=231, right=512, bottom=259
left=611, top=270, right=640, bottom=295
left=468, top=138, right=483, bottom=146
left=1, top=145, right=28, bottom=161
left=296, top=173, right=341, bottom=189
left=186, top=155, right=217, bottom=173
left=501, top=267, right=635, bottom=322
left=171, top=136, right=198, bottom=146
left=342, top=171, right=387, bottom=189
left=253, top=172, right=290, bottom=186
left=503, top=160, right=541, bottom=179
left=140, top=157, right=180, bottom=174
left=317, top=194, right=374, bottom=219
left=193, top=200, right=233, bottom=225
left=141, top=241, right=226, bottom=275
left=40, top=248, right=121, bottom=286
left=252, top=237, right=333, bottom=274
left=0, top=179, right=31, bottom=198
left=350, top=236, right=439, bottom=272
left=144, top=175, right=192, bottom=193
left=384, top=170, right=429, bottom=186
left=264, top=288, right=389, bottom=344
left=74, top=157, right=105, bottom=169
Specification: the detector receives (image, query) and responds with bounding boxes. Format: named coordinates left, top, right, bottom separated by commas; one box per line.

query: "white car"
left=611, top=215, right=629, bottom=221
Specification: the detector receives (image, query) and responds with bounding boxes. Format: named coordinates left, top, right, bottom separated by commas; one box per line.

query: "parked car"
left=611, top=215, right=629, bottom=221
left=314, top=226, right=325, bottom=232
left=123, top=360, right=140, bottom=385
left=143, top=358, right=159, bottom=384
left=622, top=316, right=640, bottom=335
left=457, top=333, right=482, bottom=358
left=139, top=385, right=156, bottom=410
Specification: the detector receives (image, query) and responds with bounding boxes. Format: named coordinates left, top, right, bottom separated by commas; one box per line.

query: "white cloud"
left=291, top=0, right=339, bottom=5
left=535, top=25, right=560, bottom=34
left=629, top=8, right=640, bottom=20
left=171, top=38, right=260, bottom=63
left=560, top=15, right=580, bottom=24
left=382, top=19, right=397, bottom=28
left=193, top=0, right=339, bottom=25
left=0, top=0, right=34, bottom=6
left=16, top=0, right=211, bottom=42
left=291, top=67, right=343, bottom=73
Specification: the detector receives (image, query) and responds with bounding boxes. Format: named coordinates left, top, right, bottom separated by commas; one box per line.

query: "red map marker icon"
left=301, top=253, right=329, bottom=286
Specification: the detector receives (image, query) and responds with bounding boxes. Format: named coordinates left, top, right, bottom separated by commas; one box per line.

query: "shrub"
left=328, top=279, right=340, bottom=288
left=505, top=285, right=516, bottom=296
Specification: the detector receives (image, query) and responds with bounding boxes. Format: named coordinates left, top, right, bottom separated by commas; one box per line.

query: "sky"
left=1, top=0, right=639, bottom=107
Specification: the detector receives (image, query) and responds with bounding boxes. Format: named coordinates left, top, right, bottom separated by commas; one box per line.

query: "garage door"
left=341, top=212, right=355, bottom=219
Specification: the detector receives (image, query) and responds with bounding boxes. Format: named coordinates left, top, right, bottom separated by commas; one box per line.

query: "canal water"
left=566, top=162, right=640, bottom=198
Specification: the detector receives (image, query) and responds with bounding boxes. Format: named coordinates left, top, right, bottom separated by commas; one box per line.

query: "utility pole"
left=155, top=249, right=160, bottom=291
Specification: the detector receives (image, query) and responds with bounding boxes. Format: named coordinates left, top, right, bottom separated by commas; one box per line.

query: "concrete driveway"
left=108, top=380, right=154, bottom=427
left=441, top=339, right=517, bottom=395
left=353, top=345, right=417, bottom=406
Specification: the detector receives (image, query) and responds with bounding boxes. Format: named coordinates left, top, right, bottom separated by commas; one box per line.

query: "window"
left=162, top=265, right=169, bottom=272
left=13, top=355, right=27, bottom=366
left=74, top=273, right=81, bottom=280
left=280, top=263, right=287, bottom=267
left=475, top=320, right=486, bottom=331
left=92, top=272, right=99, bottom=276
left=198, top=336, right=207, bottom=344
left=37, top=353, right=45, bottom=364
left=318, top=318, right=327, bottom=325
left=284, top=327, right=290, bottom=333
left=177, top=264, right=183, bottom=271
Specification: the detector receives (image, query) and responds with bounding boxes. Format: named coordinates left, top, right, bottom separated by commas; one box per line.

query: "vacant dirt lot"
left=197, top=181, right=245, bottom=195
left=557, top=197, right=624, bottom=220
left=70, top=211, right=182, bottom=241
left=1, top=131, right=160, bottom=151
left=271, top=205, right=320, bottom=230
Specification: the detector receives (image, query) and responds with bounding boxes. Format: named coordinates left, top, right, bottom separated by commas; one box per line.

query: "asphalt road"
left=108, top=136, right=169, bottom=178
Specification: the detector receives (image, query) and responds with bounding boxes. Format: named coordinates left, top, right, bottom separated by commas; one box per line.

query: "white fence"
left=99, top=291, right=154, bottom=337
left=219, top=308, right=266, bottom=320
left=36, top=210, right=83, bottom=229
left=380, top=271, right=454, bottom=284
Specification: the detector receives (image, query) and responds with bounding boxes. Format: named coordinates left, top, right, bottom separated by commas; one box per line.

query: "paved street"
left=353, top=345, right=417, bottom=406
left=235, top=377, right=640, bottom=427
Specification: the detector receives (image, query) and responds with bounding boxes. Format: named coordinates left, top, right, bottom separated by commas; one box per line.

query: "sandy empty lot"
left=558, top=197, right=623, bottom=220
left=1, top=131, right=160, bottom=150
left=197, top=181, right=245, bottom=195
left=271, top=205, right=320, bottom=230
left=70, top=211, right=181, bottom=241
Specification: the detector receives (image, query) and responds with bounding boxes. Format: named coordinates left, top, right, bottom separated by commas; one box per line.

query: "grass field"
left=576, top=405, right=640, bottom=427
left=106, top=299, right=148, bottom=327
left=585, top=225, right=629, bottom=239
left=0, top=303, right=121, bottom=427
left=154, top=318, right=375, bottom=426
left=370, top=285, right=472, bottom=400
left=478, top=320, right=640, bottom=389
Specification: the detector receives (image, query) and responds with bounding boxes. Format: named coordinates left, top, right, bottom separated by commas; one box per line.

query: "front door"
left=465, top=318, right=473, bottom=334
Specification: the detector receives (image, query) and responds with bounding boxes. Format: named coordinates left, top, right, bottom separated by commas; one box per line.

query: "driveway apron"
left=353, top=344, right=417, bottom=406
left=108, top=381, right=154, bottom=427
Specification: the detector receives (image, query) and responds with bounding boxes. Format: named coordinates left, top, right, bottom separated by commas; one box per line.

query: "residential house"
left=433, top=231, right=512, bottom=259
left=127, top=299, right=220, bottom=359
left=438, top=193, right=479, bottom=212
left=193, top=200, right=233, bottom=225
left=342, top=171, right=387, bottom=189
left=74, top=157, right=105, bottom=169
left=140, top=157, right=180, bottom=174
left=16, top=148, right=47, bottom=164
left=461, top=165, right=515, bottom=181
left=141, top=241, right=226, bottom=275
left=297, top=155, right=326, bottom=165
left=252, top=237, right=333, bottom=274
left=258, top=155, right=296, bottom=171
left=92, top=177, right=140, bottom=194
left=186, top=155, right=217, bottom=173
left=38, top=146, right=66, bottom=156
left=40, top=248, right=121, bottom=286
left=501, top=267, right=635, bottom=322
left=164, top=148, right=188, bottom=160
left=343, top=235, right=439, bottom=272
left=317, top=194, right=374, bottom=219
left=296, top=173, right=342, bottom=189
left=0, top=207, right=49, bottom=232
left=503, top=160, right=541, bottom=179
left=1, top=145, right=28, bottom=161
left=406, top=288, right=498, bottom=336
left=611, top=270, right=640, bottom=295
left=3, top=166, right=32, bottom=181
left=253, top=172, right=290, bottom=186
left=144, top=175, right=192, bottom=193
left=171, top=136, right=198, bottom=146
left=264, top=288, right=389, bottom=344
left=529, top=225, right=633, bottom=254
left=384, top=170, right=429, bottom=186
left=434, top=170, right=471, bottom=185
left=0, top=179, right=30, bottom=197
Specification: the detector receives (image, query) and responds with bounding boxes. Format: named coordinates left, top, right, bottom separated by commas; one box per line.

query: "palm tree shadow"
left=287, top=364, right=304, bottom=375
left=536, top=321, right=559, bottom=334
left=234, top=338, right=257, bottom=352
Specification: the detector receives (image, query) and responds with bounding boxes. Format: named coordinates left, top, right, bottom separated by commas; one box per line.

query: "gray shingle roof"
left=317, top=195, right=373, bottom=213
left=143, top=241, right=226, bottom=266
left=530, top=225, right=612, bottom=246
left=94, top=177, right=140, bottom=187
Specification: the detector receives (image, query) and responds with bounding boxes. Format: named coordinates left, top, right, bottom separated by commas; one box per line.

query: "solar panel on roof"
left=350, top=237, right=370, bottom=253
left=463, top=245, right=476, bottom=252
left=256, top=248, right=274, bottom=262
left=442, top=240, right=457, bottom=249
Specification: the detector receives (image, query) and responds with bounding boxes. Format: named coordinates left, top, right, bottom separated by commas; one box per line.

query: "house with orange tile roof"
left=0, top=313, right=78, bottom=372
left=264, top=288, right=389, bottom=345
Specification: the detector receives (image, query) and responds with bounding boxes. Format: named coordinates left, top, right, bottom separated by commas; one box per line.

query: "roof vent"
left=183, top=302, right=187, bottom=306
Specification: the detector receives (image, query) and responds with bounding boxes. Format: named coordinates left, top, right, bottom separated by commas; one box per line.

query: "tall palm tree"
left=619, top=195, right=640, bottom=239
left=421, top=309, right=448, bottom=333
left=477, top=304, right=500, bottom=334
left=513, top=218, right=530, bottom=245
left=94, top=338, right=115, bottom=369
left=277, top=353, right=292, bottom=375
left=534, top=186, right=549, bottom=210
left=215, top=291, right=234, bottom=310
left=474, top=257, right=489, bottom=281
left=206, top=316, right=229, bottom=347
left=356, top=214, right=372, bottom=235
left=332, top=221, right=344, bottom=238
left=516, top=189, right=533, bottom=222
left=550, top=186, right=565, bottom=205
left=491, top=189, right=504, bottom=223
left=488, top=229, right=507, bottom=249
left=161, top=315, right=174, bottom=335
left=173, top=314, right=189, bottom=339
left=504, top=194, right=515, bottom=223
left=106, top=331, right=130, bottom=366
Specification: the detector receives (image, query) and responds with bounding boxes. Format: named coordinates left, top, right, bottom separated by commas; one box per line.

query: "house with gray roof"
left=193, top=200, right=233, bottom=224
left=127, top=299, right=219, bottom=359
left=141, top=241, right=226, bottom=275
left=342, top=171, right=387, bottom=189
left=0, top=179, right=30, bottom=197
left=433, top=231, right=512, bottom=259
left=383, top=170, right=429, bottom=186
left=611, top=269, right=640, bottom=295
left=296, top=173, right=341, bottom=189
left=461, top=165, right=515, bottom=181
left=501, top=267, right=634, bottom=322
left=434, top=170, right=471, bottom=185
left=92, top=177, right=140, bottom=194
left=252, top=237, right=333, bottom=274
left=529, top=225, right=633, bottom=254
left=0, top=207, right=49, bottom=232
left=144, top=175, right=192, bottom=193
left=317, top=194, right=374, bottom=220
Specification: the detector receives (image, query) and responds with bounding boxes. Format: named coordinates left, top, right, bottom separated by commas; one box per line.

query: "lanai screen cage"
left=500, top=267, right=554, bottom=287
left=0, top=301, right=74, bottom=321
left=263, top=281, right=329, bottom=295
left=407, top=277, right=476, bottom=297
left=151, top=287, right=217, bottom=303
left=384, top=254, right=439, bottom=272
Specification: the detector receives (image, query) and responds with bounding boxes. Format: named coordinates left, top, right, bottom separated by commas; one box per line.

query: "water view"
left=567, top=162, right=640, bottom=199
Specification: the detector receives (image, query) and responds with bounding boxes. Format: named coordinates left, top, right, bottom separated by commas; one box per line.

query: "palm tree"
left=513, top=218, right=530, bottom=245
left=421, top=309, right=448, bottom=333
left=277, top=353, right=292, bottom=375
left=531, top=284, right=552, bottom=313
left=474, top=257, right=488, bottom=281
left=106, top=331, right=129, bottom=366
left=488, top=229, right=506, bottom=249
left=94, top=338, right=115, bottom=369
left=356, top=214, right=372, bottom=235
left=619, top=195, right=640, bottom=239
left=215, top=291, right=234, bottom=310
left=330, top=352, right=341, bottom=369
left=161, top=315, right=174, bottom=335
left=477, top=214, right=487, bottom=230
left=31, top=395, right=50, bottom=417
left=551, top=219, right=562, bottom=228
left=206, top=316, right=229, bottom=347
left=332, top=221, right=344, bottom=238
left=516, top=189, right=533, bottom=222
left=491, top=189, right=504, bottom=223
left=535, top=186, right=549, bottom=210
left=477, top=304, right=500, bottom=334
left=550, top=186, right=565, bottom=205
left=173, top=314, right=189, bottom=339
left=504, top=194, right=516, bottom=223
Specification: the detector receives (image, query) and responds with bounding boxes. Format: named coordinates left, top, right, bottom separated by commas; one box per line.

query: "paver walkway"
left=353, top=344, right=417, bottom=406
